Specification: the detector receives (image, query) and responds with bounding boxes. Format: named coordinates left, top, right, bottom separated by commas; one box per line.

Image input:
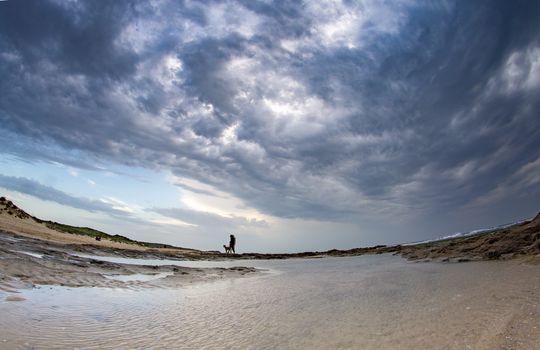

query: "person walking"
left=229, top=234, right=236, bottom=254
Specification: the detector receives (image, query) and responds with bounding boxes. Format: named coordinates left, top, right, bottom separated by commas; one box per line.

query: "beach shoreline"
left=0, top=229, right=258, bottom=294
left=1, top=198, right=539, bottom=295
left=1, top=199, right=539, bottom=349
left=1, top=251, right=539, bottom=349
left=2, top=198, right=539, bottom=263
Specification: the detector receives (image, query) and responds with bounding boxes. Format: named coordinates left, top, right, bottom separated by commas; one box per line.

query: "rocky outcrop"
left=401, top=213, right=540, bottom=261
left=0, top=197, right=32, bottom=220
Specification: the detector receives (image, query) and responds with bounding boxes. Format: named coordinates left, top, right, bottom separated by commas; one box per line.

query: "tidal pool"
left=1, top=254, right=538, bottom=349
left=72, top=253, right=265, bottom=268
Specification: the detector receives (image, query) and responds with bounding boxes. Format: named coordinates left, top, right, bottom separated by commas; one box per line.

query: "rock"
left=485, top=251, right=501, bottom=260
left=5, top=295, right=26, bottom=302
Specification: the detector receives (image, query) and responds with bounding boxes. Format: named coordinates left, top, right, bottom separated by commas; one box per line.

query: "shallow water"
left=15, top=251, right=44, bottom=259
left=102, top=272, right=175, bottom=282
left=2, top=236, right=23, bottom=243
left=0, top=255, right=537, bottom=349
left=72, top=253, right=264, bottom=268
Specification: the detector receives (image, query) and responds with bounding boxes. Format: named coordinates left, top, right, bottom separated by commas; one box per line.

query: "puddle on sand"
left=15, top=251, right=43, bottom=259
left=73, top=253, right=266, bottom=268
left=103, top=272, right=174, bottom=282
left=1, top=236, right=23, bottom=243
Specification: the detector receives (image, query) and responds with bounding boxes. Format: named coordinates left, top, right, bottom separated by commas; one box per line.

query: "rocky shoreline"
left=0, top=229, right=257, bottom=293
left=1, top=197, right=539, bottom=294
left=399, top=212, right=540, bottom=263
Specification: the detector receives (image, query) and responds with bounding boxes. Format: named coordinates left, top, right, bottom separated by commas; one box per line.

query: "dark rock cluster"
left=0, top=197, right=31, bottom=219
left=401, top=212, right=540, bottom=261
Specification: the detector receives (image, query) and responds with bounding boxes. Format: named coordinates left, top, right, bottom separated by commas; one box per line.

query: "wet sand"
left=1, top=199, right=540, bottom=348
left=0, top=230, right=258, bottom=293
left=0, top=199, right=262, bottom=294
left=1, top=255, right=539, bottom=349
left=1, top=198, right=539, bottom=295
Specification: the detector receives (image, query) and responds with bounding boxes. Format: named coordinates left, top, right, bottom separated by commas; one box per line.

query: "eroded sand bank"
left=0, top=230, right=258, bottom=294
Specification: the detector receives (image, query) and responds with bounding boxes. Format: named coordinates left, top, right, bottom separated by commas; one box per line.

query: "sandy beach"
left=1, top=199, right=539, bottom=349
left=0, top=228, right=257, bottom=293
left=1, top=253, right=539, bottom=349
left=0, top=199, right=259, bottom=293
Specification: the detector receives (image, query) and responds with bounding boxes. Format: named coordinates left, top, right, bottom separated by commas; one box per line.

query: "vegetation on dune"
left=0, top=197, right=180, bottom=249
left=0, top=197, right=31, bottom=219
left=39, top=220, right=179, bottom=249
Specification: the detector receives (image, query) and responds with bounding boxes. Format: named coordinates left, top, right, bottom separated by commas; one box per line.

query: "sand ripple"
left=1, top=256, right=539, bottom=349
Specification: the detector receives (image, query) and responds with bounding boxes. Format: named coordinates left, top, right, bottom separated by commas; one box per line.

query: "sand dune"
left=0, top=197, right=202, bottom=254
left=0, top=198, right=258, bottom=293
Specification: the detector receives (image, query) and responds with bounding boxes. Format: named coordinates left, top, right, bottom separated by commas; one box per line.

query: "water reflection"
left=0, top=255, right=513, bottom=349
left=103, top=272, right=175, bottom=282
left=73, top=253, right=270, bottom=268
left=15, top=251, right=44, bottom=259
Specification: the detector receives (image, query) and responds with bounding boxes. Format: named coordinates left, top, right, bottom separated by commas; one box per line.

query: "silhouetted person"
left=229, top=234, right=236, bottom=254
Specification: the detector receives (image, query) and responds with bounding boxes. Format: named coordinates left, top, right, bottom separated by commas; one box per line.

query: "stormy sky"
left=1, top=0, right=539, bottom=252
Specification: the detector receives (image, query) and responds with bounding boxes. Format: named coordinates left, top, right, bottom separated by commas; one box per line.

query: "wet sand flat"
left=1, top=255, right=539, bottom=349
left=0, top=229, right=258, bottom=293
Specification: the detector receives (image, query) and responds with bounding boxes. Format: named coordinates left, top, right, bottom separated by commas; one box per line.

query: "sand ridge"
left=0, top=229, right=258, bottom=293
left=0, top=196, right=259, bottom=293
left=0, top=197, right=204, bottom=255
left=1, top=197, right=540, bottom=263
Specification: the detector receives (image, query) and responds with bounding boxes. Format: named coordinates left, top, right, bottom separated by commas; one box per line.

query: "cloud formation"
left=0, top=174, right=130, bottom=217
left=1, top=0, right=540, bottom=229
left=150, top=207, right=268, bottom=230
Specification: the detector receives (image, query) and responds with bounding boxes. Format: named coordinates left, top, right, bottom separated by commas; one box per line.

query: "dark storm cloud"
left=0, top=174, right=131, bottom=217
left=0, top=0, right=138, bottom=79
left=1, top=0, right=540, bottom=224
